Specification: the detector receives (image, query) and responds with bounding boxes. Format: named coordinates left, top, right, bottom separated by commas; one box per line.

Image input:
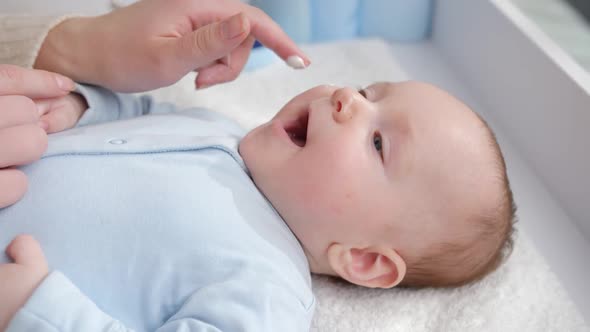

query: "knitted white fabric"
left=0, top=15, right=72, bottom=68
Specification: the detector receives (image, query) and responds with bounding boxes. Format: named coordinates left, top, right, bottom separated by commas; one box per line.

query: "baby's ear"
left=327, top=243, right=406, bottom=288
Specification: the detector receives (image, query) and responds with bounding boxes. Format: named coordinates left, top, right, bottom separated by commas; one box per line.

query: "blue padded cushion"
left=246, top=0, right=432, bottom=70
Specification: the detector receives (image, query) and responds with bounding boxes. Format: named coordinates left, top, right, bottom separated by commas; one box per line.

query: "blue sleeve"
left=6, top=272, right=314, bottom=332
left=6, top=271, right=133, bottom=332
left=74, top=84, right=178, bottom=127
left=156, top=279, right=314, bottom=332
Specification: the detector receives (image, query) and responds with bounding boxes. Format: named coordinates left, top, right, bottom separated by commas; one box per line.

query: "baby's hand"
left=0, top=235, right=49, bottom=332
left=36, top=92, right=88, bottom=134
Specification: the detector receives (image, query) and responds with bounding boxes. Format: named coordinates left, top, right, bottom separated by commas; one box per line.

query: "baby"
left=0, top=81, right=516, bottom=332
left=242, top=82, right=516, bottom=287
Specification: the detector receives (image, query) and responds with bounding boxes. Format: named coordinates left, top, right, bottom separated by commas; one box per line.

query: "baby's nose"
left=331, top=87, right=357, bottom=123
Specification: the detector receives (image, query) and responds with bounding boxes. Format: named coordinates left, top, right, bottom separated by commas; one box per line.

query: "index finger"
left=242, top=6, right=311, bottom=67
left=0, top=64, right=75, bottom=99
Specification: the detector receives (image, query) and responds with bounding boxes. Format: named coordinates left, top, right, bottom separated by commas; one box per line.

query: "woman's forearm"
left=34, top=17, right=98, bottom=85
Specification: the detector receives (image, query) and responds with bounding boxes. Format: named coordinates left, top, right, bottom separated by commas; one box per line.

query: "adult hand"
left=0, top=235, right=49, bottom=332
left=0, top=64, right=75, bottom=208
left=35, top=0, right=310, bottom=92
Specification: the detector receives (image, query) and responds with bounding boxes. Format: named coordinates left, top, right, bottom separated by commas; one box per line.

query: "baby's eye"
left=373, top=132, right=384, bottom=160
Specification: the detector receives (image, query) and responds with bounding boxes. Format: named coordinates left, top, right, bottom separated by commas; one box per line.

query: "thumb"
left=175, top=13, right=250, bottom=69
left=6, top=235, right=47, bottom=269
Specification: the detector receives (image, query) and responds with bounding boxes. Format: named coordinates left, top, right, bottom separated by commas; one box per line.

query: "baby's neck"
left=302, top=245, right=334, bottom=276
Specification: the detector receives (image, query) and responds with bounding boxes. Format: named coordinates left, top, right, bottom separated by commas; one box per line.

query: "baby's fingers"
left=40, top=109, right=75, bottom=134
left=38, top=94, right=87, bottom=134
left=6, top=235, right=47, bottom=270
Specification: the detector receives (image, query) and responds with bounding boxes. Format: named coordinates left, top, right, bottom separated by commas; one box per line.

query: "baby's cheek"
left=300, top=177, right=356, bottom=221
left=290, top=148, right=361, bottom=218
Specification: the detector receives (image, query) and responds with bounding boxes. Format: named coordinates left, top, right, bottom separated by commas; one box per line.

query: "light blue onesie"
left=0, top=85, right=315, bottom=332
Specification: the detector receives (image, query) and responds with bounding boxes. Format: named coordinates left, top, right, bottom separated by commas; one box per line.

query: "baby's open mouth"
left=284, top=110, right=309, bottom=147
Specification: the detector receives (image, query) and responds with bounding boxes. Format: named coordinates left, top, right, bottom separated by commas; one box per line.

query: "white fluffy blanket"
left=147, top=39, right=588, bottom=332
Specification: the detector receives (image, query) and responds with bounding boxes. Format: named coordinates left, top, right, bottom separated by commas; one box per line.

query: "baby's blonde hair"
left=400, top=115, right=517, bottom=288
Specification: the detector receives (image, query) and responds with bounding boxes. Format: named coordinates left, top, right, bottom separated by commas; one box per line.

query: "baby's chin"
left=238, top=131, right=258, bottom=169
left=237, top=122, right=282, bottom=190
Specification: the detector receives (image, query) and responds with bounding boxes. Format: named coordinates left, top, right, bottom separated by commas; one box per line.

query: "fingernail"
left=285, top=55, right=306, bottom=69
left=54, top=75, right=74, bottom=91
left=222, top=13, right=246, bottom=40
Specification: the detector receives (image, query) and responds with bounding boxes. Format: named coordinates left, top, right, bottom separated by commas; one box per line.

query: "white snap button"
left=108, top=139, right=127, bottom=145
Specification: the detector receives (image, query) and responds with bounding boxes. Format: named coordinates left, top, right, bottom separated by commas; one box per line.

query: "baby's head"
left=239, top=81, right=516, bottom=288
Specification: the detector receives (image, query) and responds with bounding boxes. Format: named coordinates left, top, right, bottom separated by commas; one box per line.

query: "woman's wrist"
left=34, top=17, right=97, bottom=85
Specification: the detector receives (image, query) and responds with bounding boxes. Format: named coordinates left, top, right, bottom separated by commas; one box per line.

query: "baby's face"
left=240, top=81, right=496, bottom=271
